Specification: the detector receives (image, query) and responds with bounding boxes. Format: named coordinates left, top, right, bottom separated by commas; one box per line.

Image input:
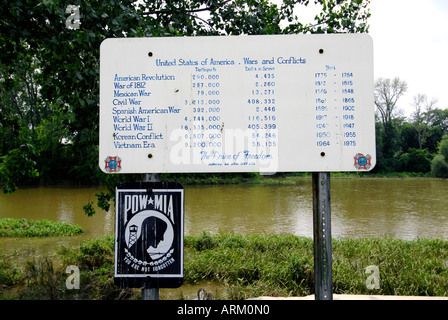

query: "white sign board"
left=99, top=34, right=375, bottom=173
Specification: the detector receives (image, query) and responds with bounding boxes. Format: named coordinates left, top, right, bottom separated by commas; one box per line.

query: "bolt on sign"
left=99, top=34, right=375, bottom=174
left=114, top=182, right=184, bottom=288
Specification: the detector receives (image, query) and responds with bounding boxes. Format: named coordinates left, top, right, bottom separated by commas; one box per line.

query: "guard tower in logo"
left=128, top=225, right=138, bottom=247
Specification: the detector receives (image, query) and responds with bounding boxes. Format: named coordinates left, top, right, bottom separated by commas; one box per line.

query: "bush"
left=439, top=135, right=448, bottom=159
left=21, top=258, right=63, bottom=300
left=0, top=251, right=22, bottom=287
left=399, top=148, right=431, bottom=173
left=57, top=235, right=131, bottom=300
left=3, top=234, right=448, bottom=299
left=431, top=135, right=448, bottom=178
left=0, top=218, right=84, bottom=237
left=431, top=155, right=448, bottom=178
left=59, top=235, right=114, bottom=269
left=191, top=231, right=218, bottom=251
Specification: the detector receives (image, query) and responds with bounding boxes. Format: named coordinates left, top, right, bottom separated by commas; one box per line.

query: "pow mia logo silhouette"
left=114, top=182, right=184, bottom=288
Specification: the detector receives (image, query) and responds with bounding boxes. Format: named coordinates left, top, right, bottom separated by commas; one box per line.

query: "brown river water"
left=1, top=177, right=447, bottom=256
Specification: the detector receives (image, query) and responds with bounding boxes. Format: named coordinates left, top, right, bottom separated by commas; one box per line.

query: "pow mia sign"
left=114, top=182, right=184, bottom=288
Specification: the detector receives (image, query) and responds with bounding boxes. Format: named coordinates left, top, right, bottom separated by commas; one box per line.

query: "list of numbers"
left=313, top=65, right=358, bottom=149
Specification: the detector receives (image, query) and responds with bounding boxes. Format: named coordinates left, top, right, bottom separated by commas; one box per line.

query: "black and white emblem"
left=114, top=182, right=184, bottom=288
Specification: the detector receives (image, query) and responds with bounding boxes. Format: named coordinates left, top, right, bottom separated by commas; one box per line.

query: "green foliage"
left=57, top=235, right=130, bottom=299
left=374, top=77, right=448, bottom=175
left=82, top=173, right=140, bottom=216
left=0, top=251, right=23, bottom=288
left=431, top=135, right=448, bottom=178
left=432, top=155, right=448, bottom=178
left=439, top=134, right=448, bottom=159
left=184, top=233, right=448, bottom=298
left=0, top=218, right=84, bottom=237
left=82, top=201, right=96, bottom=217
left=399, top=148, right=431, bottom=173
left=2, top=233, right=448, bottom=299
left=332, top=238, right=448, bottom=296
left=96, top=191, right=113, bottom=212
left=0, top=145, right=40, bottom=193
left=189, top=230, right=219, bottom=251
left=59, top=235, right=114, bottom=269
left=21, top=258, right=63, bottom=300
left=161, top=172, right=260, bottom=185
left=184, top=233, right=316, bottom=298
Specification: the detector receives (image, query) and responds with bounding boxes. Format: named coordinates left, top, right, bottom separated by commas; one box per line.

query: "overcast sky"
left=369, top=0, right=448, bottom=117
left=292, top=0, right=448, bottom=117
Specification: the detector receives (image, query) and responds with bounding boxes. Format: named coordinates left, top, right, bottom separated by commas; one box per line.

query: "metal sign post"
left=312, top=172, right=332, bottom=300
left=142, top=173, right=160, bottom=300
left=141, top=282, right=159, bottom=300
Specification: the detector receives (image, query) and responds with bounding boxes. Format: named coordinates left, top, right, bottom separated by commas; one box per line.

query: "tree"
left=375, top=77, right=408, bottom=129
left=399, top=122, right=419, bottom=151
left=427, top=108, right=448, bottom=134
left=410, top=94, right=437, bottom=150
left=1, top=0, right=145, bottom=191
left=432, top=155, right=448, bottom=178
left=374, top=77, right=407, bottom=159
left=399, top=148, right=431, bottom=173
left=439, top=134, right=448, bottom=160
left=431, top=134, right=448, bottom=178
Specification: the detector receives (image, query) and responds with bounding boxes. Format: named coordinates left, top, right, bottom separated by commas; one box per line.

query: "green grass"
left=1, top=233, right=448, bottom=299
left=0, top=218, right=84, bottom=237
left=184, top=233, right=448, bottom=298
left=0, top=251, right=23, bottom=287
